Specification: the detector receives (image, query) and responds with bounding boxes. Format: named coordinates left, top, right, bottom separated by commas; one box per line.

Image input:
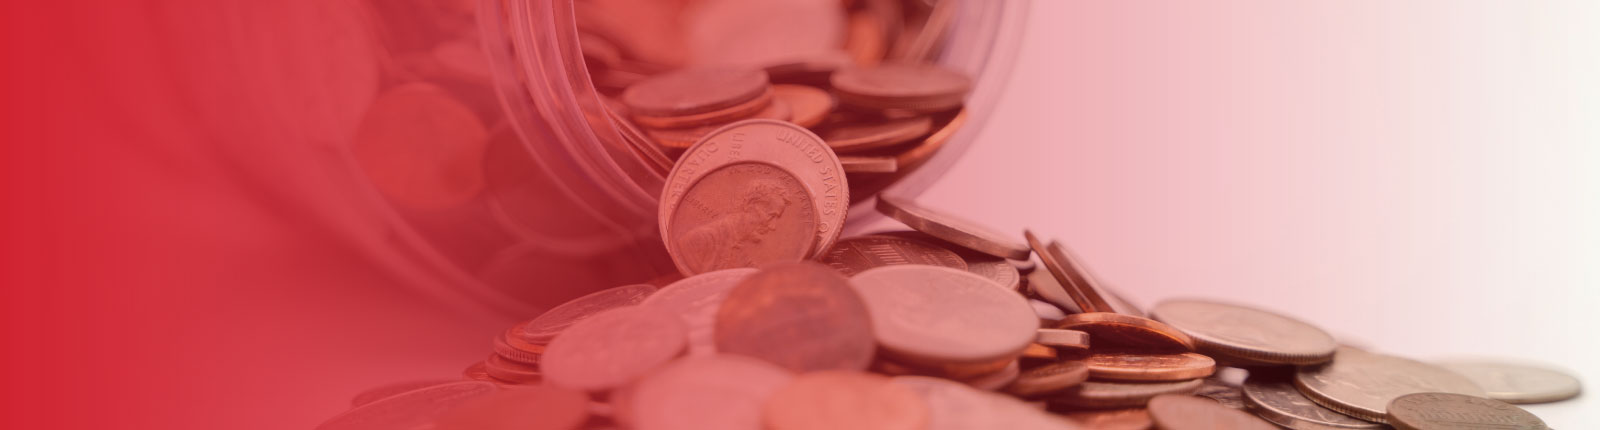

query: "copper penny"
left=1241, top=375, right=1386, bottom=430
left=352, top=82, right=488, bottom=210
left=349, top=379, right=461, bottom=408
left=763, top=371, right=929, bottom=430
left=1294, top=347, right=1487, bottom=424
left=1386, top=393, right=1548, bottom=430
left=632, top=87, right=774, bottom=129
left=832, top=62, right=970, bottom=113
left=821, top=234, right=966, bottom=277
left=316, top=381, right=498, bottom=430
left=773, top=84, right=834, bottom=128
left=839, top=155, right=899, bottom=173
left=1149, top=299, right=1338, bottom=366
left=1435, top=360, right=1584, bottom=404
left=492, top=330, right=544, bottom=365
left=1051, top=379, right=1205, bottom=409
left=661, top=120, right=847, bottom=260
left=517, top=284, right=659, bottom=344
left=623, top=67, right=770, bottom=117
left=542, top=306, right=688, bottom=392
left=876, top=230, right=1019, bottom=290
left=1085, top=351, right=1216, bottom=382
left=665, top=161, right=819, bottom=274
left=1057, top=408, right=1154, bottom=430
left=1005, top=360, right=1090, bottom=398
left=819, top=116, right=933, bottom=153
left=433, top=385, right=591, bottom=430
left=1024, top=231, right=1115, bottom=314
left=627, top=354, right=794, bottom=430
left=483, top=353, right=543, bottom=384
left=852, top=265, right=1038, bottom=366
left=1021, top=343, right=1059, bottom=362
left=646, top=99, right=794, bottom=149
left=1036, top=328, right=1090, bottom=350
left=714, top=262, right=876, bottom=373
left=961, top=360, right=1024, bottom=392
left=1056, top=312, right=1195, bottom=353
left=877, top=195, right=1031, bottom=260
left=1148, top=394, right=1278, bottom=430
left=640, top=268, right=758, bottom=356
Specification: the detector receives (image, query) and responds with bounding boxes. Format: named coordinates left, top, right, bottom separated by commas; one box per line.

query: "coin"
left=646, top=102, right=795, bottom=149
left=1024, top=232, right=1113, bottom=314
left=772, top=84, right=833, bottom=128
left=623, top=67, right=770, bottom=117
left=632, top=87, right=775, bottom=129
left=433, top=385, right=591, bottom=430
left=665, top=161, right=819, bottom=274
left=315, top=381, right=498, bottom=430
left=626, top=354, right=794, bottom=430
left=876, top=195, right=1031, bottom=260
left=640, top=268, right=758, bottom=356
left=1035, top=329, right=1090, bottom=350
left=349, top=379, right=463, bottom=408
left=517, top=284, right=659, bottom=344
left=821, top=234, right=966, bottom=276
left=839, top=155, right=899, bottom=173
left=1031, top=300, right=1067, bottom=322
left=1385, top=392, right=1548, bottom=430
left=763, top=371, right=930, bottom=430
left=895, top=375, right=1071, bottom=430
left=1084, top=351, right=1216, bottom=382
left=1021, top=343, right=1060, bottom=362
left=1005, top=360, right=1089, bottom=398
left=1435, top=360, right=1583, bottom=404
left=483, top=353, right=543, bottom=384
left=1051, top=379, right=1205, bottom=409
left=1056, top=312, right=1195, bottom=353
left=661, top=120, right=847, bottom=261
left=1148, top=394, right=1278, bottom=430
left=1026, top=268, right=1083, bottom=314
left=961, top=360, right=1024, bottom=392
left=1241, top=375, right=1387, bottom=430
left=875, top=230, right=1019, bottom=290
left=352, top=82, right=489, bottom=210
left=1194, top=377, right=1247, bottom=410
left=1294, top=347, right=1487, bottom=424
left=714, top=262, right=876, bottom=373
left=1011, top=258, right=1037, bottom=274
left=832, top=62, right=970, bottom=113
left=1149, top=299, right=1338, bottom=366
left=1056, top=408, right=1153, bottom=430
left=819, top=116, right=933, bottom=153
left=542, top=306, right=688, bottom=391
left=492, top=330, right=545, bottom=366
left=852, top=265, right=1038, bottom=366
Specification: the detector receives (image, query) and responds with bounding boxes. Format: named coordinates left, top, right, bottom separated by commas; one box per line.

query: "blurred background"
left=4, top=1, right=1596, bottom=429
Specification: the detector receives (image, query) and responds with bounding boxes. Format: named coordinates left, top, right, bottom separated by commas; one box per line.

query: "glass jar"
left=346, top=0, right=1029, bottom=316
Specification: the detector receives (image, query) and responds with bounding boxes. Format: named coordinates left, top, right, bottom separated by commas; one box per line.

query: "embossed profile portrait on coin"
left=669, top=162, right=818, bottom=274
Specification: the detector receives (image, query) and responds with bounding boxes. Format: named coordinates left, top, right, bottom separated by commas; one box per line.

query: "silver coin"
left=1386, top=392, right=1548, bottom=430
left=1435, top=360, right=1583, bottom=404
left=640, top=268, right=759, bottom=356
left=1242, top=375, right=1387, bottom=429
left=1151, top=299, right=1338, bottom=365
left=1194, top=377, right=1248, bottom=410
left=1294, top=348, right=1486, bottom=424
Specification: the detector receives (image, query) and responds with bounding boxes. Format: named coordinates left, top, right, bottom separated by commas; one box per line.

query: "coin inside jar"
left=1149, top=299, right=1338, bottom=366
left=763, top=371, right=930, bottom=430
left=626, top=354, right=794, bottom=430
left=832, top=62, right=971, bottom=113
left=772, top=84, right=833, bottom=128
left=821, top=234, right=966, bottom=276
left=876, top=195, right=1031, bottom=260
left=714, top=262, right=876, bottom=373
left=1056, top=312, right=1195, bottom=353
left=1084, top=351, right=1216, bottom=382
left=665, top=161, right=819, bottom=275
left=1147, top=394, right=1278, bottom=430
left=1294, top=347, right=1487, bottom=424
left=852, top=265, right=1039, bottom=366
left=639, top=268, right=758, bottom=356
left=838, top=155, right=899, bottom=173
left=1385, top=392, right=1549, bottom=430
left=623, top=67, right=770, bottom=117
left=818, top=116, right=933, bottom=153
left=542, top=306, right=688, bottom=392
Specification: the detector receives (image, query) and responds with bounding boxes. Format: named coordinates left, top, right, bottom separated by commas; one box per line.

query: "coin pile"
left=321, top=121, right=1581, bottom=428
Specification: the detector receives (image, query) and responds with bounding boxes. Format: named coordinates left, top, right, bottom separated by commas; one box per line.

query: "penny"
left=661, top=120, right=847, bottom=260
left=839, top=155, right=899, bottom=173
left=1148, top=394, right=1278, bottom=430
left=1051, top=379, right=1205, bottom=409
left=852, top=265, right=1038, bottom=366
left=349, top=379, right=461, bottom=408
left=315, top=381, right=498, bottom=430
left=763, top=371, right=930, bottom=430
left=714, top=262, right=876, bottom=373
left=875, top=230, right=1019, bottom=290
left=1294, top=347, right=1487, bottom=424
left=1193, top=377, right=1247, bottom=411
left=1435, top=360, right=1583, bottom=404
left=646, top=99, right=795, bottom=149
left=623, top=67, right=770, bottom=117
left=821, top=234, right=966, bottom=277
left=961, top=360, right=1024, bottom=392
left=434, top=385, right=591, bottom=430
left=819, top=116, right=933, bottom=153
left=1021, top=343, right=1059, bottom=362
left=1149, top=299, right=1338, bottom=366
left=1386, top=392, right=1548, bottom=430
left=517, top=284, right=659, bottom=344
left=832, top=62, right=970, bottom=113
left=665, top=161, right=819, bottom=274
left=895, top=376, right=1070, bottom=430
left=772, top=84, right=834, bottom=128
left=1005, top=360, right=1089, bottom=398
left=632, top=87, right=774, bottom=129
left=1241, top=375, right=1387, bottom=430
left=351, top=82, right=489, bottom=210
left=1085, top=351, right=1216, bottom=382
left=542, top=306, right=688, bottom=392
left=1036, top=329, right=1090, bottom=350
left=1024, top=231, right=1113, bottom=314
left=1056, top=312, right=1195, bottom=353
left=1026, top=269, right=1083, bottom=314
left=640, top=268, right=758, bottom=356
left=483, top=353, right=543, bottom=384
left=1031, top=300, right=1067, bottom=322
left=877, top=195, right=1031, bottom=260
left=1057, top=408, right=1154, bottom=430
left=627, top=354, right=794, bottom=430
